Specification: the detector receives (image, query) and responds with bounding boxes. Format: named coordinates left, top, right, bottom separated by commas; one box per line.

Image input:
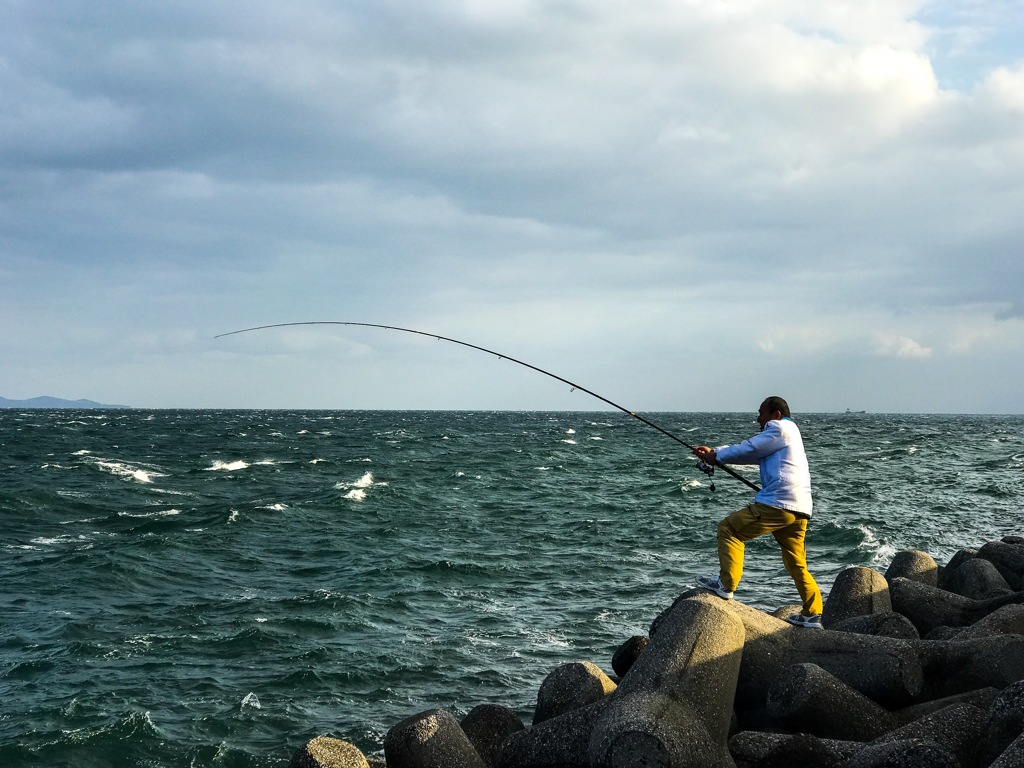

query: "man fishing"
left=692, top=396, right=824, bottom=629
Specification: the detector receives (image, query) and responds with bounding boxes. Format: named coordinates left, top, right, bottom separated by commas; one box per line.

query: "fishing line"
left=214, top=321, right=760, bottom=492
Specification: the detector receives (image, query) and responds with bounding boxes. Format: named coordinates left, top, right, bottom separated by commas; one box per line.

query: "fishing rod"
left=214, top=321, right=761, bottom=492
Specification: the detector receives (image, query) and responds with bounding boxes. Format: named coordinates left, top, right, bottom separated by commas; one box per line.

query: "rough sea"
left=2, top=409, right=1022, bottom=767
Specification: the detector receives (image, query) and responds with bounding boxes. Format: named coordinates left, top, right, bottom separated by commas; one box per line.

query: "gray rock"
left=844, top=739, right=959, bottom=768
left=385, top=709, right=486, bottom=768
left=766, top=662, right=898, bottom=741
left=461, top=704, right=525, bottom=768
left=533, top=661, right=616, bottom=724
left=823, top=566, right=893, bottom=626
left=290, top=737, right=371, bottom=768
left=885, top=550, right=939, bottom=587
left=829, top=612, right=919, bottom=640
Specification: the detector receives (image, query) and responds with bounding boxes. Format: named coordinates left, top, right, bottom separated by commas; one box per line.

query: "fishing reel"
left=696, top=460, right=716, bottom=492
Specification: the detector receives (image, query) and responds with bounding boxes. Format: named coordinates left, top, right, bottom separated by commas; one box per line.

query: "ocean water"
left=1, top=409, right=1022, bottom=767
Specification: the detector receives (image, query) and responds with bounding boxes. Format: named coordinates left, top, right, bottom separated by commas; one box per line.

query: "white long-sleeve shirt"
left=715, top=418, right=813, bottom=517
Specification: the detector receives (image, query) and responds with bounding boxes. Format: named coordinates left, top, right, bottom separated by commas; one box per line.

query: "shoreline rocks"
left=290, top=535, right=1024, bottom=768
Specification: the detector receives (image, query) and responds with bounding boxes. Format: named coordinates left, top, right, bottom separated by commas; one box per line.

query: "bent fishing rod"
left=214, top=321, right=760, bottom=492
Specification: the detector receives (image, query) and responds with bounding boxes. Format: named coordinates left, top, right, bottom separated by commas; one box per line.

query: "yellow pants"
left=717, top=502, right=823, bottom=616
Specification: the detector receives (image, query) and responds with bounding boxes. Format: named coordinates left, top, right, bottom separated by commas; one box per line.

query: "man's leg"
left=717, top=503, right=775, bottom=593
left=773, top=517, right=823, bottom=616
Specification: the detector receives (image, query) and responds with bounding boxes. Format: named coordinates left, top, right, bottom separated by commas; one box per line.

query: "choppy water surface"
left=1, top=410, right=1022, bottom=766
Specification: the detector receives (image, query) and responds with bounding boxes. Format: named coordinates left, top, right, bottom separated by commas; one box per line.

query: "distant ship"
left=845, top=408, right=867, bottom=414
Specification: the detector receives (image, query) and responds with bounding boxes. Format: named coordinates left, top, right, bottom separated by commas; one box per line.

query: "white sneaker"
left=696, top=576, right=734, bottom=600
left=785, top=612, right=824, bottom=629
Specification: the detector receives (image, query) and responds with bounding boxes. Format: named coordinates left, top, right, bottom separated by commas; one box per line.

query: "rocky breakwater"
left=289, top=535, right=1024, bottom=768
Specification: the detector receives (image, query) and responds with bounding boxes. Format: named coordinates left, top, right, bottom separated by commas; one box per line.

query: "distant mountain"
left=0, top=396, right=131, bottom=409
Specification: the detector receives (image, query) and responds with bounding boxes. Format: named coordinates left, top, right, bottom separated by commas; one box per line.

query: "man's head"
left=757, top=396, right=791, bottom=429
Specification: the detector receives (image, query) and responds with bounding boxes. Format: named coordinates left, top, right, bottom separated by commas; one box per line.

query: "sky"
left=1, top=0, right=1022, bottom=413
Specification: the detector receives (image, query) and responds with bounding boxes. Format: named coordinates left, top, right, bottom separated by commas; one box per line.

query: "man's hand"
left=692, top=445, right=718, bottom=464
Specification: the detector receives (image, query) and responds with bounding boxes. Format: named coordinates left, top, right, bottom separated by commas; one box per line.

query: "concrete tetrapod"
left=946, top=556, right=1014, bottom=601
left=290, top=737, right=371, bottom=768
left=385, top=709, right=487, bottom=768
left=727, top=731, right=862, bottom=767
left=461, top=704, right=525, bottom=768
left=588, top=591, right=745, bottom=768
left=990, top=733, right=1024, bottom=768
left=765, top=662, right=898, bottom=741
left=821, top=566, right=892, bottom=627
left=497, top=700, right=608, bottom=768
left=533, top=661, right=616, bottom=725
left=828, top=612, right=919, bottom=640
left=952, top=604, right=1024, bottom=640
left=667, top=591, right=924, bottom=710
left=890, top=577, right=1024, bottom=636
left=844, top=739, right=959, bottom=768
left=908, top=633, right=1024, bottom=699
left=865, top=702, right=986, bottom=768
left=977, top=540, right=1024, bottom=589
left=884, top=550, right=939, bottom=587
left=978, top=680, right=1024, bottom=766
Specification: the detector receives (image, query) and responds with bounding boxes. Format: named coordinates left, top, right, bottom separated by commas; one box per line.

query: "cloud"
left=0, top=0, right=1022, bottom=411
left=873, top=333, right=933, bottom=359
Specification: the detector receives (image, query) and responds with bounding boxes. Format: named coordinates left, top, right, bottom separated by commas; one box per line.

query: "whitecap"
left=116, top=509, right=181, bottom=518
left=31, top=534, right=91, bottom=547
left=206, top=460, right=249, bottom=472
left=566, top=428, right=576, bottom=435
left=241, top=692, right=261, bottom=710
left=95, top=460, right=165, bottom=484
left=856, top=524, right=897, bottom=565
left=560, top=439, right=577, bottom=445
left=336, top=471, right=379, bottom=501
left=261, top=503, right=288, bottom=511
left=590, top=436, right=603, bottom=441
